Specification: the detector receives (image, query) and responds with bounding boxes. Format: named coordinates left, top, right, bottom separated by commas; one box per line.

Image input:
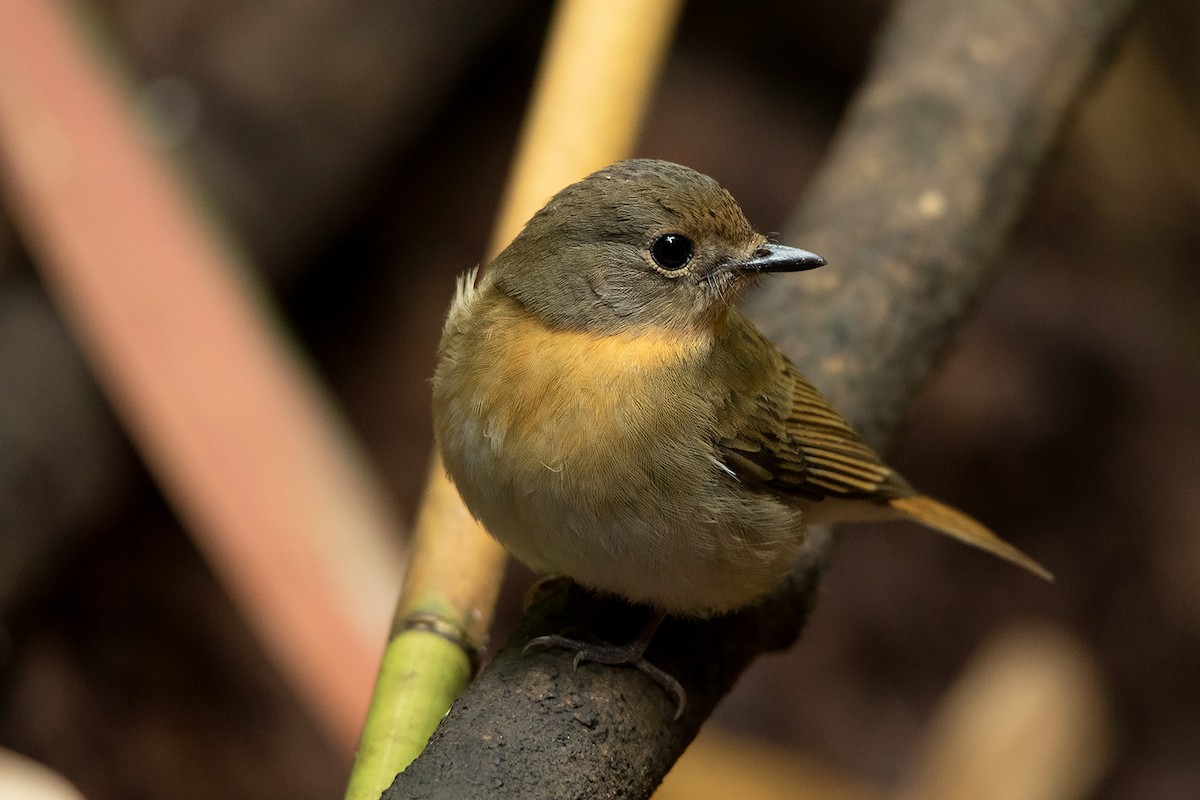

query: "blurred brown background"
left=1, top=1, right=1198, bottom=798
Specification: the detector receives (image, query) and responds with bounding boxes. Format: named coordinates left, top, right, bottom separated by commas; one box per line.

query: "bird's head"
left=488, top=159, right=825, bottom=334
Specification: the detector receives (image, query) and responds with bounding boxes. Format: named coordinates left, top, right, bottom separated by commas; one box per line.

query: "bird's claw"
left=524, top=633, right=687, bottom=720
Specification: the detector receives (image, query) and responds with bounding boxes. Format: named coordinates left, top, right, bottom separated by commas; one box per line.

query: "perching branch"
left=751, top=0, right=1139, bottom=443
left=385, top=0, right=1140, bottom=797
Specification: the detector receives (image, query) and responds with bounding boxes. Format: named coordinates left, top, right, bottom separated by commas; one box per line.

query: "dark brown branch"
left=751, top=0, right=1139, bottom=445
left=385, top=0, right=1140, bottom=797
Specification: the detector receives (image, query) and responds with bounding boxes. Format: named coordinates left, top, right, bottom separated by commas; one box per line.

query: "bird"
left=432, top=158, right=1049, bottom=714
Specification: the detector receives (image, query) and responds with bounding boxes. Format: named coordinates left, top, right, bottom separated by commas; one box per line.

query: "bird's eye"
left=650, top=233, right=694, bottom=271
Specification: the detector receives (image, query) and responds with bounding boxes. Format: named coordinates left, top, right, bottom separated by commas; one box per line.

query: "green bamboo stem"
left=343, top=604, right=474, bottom=797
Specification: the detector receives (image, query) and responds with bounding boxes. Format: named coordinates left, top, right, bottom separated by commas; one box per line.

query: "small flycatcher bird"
left=433, top=159, right=1048, bottom=707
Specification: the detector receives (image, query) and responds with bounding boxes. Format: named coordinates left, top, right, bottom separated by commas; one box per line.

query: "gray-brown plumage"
left=434, top=159, right=1049, bottom=622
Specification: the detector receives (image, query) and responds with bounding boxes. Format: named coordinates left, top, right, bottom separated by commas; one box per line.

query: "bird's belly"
left=440, top=391, right=807, bottom=616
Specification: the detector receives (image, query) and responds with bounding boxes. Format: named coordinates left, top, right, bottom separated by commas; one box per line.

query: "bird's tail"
left=888, top=495, right=1053, bottom=581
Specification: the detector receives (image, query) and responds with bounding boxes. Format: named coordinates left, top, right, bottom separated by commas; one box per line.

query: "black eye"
left=650, top=233, right=694, bottom=271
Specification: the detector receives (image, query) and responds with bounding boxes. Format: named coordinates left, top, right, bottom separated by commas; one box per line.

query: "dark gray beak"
left=737, top=244, right=826, bottom=274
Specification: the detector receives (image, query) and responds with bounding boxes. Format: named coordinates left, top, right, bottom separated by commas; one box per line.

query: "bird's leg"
left=524, top=608, right=686, bottom=719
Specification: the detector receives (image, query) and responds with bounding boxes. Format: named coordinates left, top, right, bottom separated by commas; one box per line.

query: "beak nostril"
left=735, top=244, right=826, bottom=275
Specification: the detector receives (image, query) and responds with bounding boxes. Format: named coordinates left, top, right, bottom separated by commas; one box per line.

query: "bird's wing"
left=709, top=312, right=1051, bottom=579
left=716, top=345, right=912, bottom=505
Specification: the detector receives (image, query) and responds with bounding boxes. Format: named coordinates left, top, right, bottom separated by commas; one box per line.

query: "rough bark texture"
left=752, top=0, right=1138, bottom=443
left=386, top=0, right=1140, bottom=797
left=383, top=562, right=823, bottom=800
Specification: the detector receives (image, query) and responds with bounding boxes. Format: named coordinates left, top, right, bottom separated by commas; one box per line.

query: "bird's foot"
left=523, top=633, right=686, bottom=720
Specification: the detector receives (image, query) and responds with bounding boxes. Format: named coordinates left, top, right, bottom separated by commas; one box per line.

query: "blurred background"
left=1, top=1, right=1198, bottom=799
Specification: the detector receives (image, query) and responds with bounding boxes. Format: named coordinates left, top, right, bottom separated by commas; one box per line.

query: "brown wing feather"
left=717, top=351, right=912, bottom=505
left=710, top=312, right=1051, bottom=579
